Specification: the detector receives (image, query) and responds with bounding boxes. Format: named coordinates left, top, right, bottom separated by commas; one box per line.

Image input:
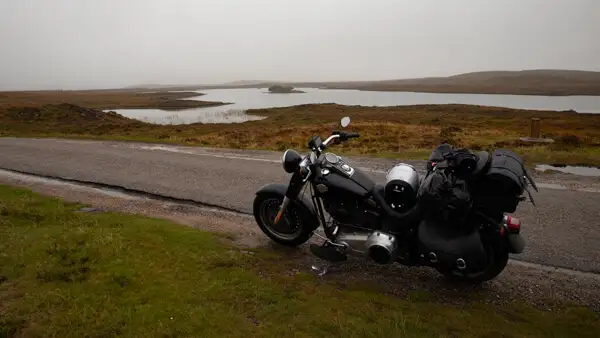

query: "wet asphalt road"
left=0, top=138, right=599, bottom=273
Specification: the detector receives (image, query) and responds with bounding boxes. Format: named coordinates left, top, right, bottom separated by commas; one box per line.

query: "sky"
left=0, top=0, right=598, bottom=90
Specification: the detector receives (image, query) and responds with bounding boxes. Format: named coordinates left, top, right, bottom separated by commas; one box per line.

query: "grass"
left=1, top=184, right=599, bottom=337
left=2, top=92, right=600, bottom=166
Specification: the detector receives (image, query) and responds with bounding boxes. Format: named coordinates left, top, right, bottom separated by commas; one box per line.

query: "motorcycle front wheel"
left=253, top=192, right=315, bottom=246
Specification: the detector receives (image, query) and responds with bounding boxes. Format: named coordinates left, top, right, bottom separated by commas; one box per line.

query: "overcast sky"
left=1, top=0, right=598, bottom=90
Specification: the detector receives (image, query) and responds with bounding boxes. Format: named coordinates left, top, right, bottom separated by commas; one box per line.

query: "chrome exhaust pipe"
left=335, top=232, right=370, bottom=255
left=365, top=231, right=399, bottom=265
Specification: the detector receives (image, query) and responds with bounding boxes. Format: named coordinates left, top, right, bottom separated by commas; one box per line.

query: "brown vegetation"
left=0, top=90, right=227, bottom=111
left=1, top=90, right=599, bottom=166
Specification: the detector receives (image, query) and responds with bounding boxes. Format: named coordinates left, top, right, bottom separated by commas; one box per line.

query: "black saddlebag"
left=417, top=218, right=488, bottom=272
left=470, top=149, right=538, bottom=214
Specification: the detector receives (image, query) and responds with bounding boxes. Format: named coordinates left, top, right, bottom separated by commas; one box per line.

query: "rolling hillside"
left=125, top=69, right=600, bottom=96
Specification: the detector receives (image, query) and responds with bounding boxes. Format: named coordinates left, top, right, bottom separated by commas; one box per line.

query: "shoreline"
left=103, top=101, right=234, bottom=112
left=120, top=85, right=600, bottom=97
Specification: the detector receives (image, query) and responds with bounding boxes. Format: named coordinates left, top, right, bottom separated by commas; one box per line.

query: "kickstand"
left=307, top=239, right=348, bottom=277
left=310, top=263, right=331, bottom=277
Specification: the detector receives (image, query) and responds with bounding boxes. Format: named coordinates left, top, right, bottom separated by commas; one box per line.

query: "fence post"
left=530, top=118, right=541, bottom=138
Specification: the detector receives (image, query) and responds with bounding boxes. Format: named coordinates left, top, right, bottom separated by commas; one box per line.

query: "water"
left=536, top=164, right=600, bottom=177
left=111, top=87, right=600, bottom=124
left=191, top=88, right=600, bottom=113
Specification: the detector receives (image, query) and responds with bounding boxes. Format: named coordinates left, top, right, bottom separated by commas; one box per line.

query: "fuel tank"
left=314, top=154, right=377, bottom=227
left=317, top=153, right=375, bottom=195
left=318, top=168, right=373, bottom=196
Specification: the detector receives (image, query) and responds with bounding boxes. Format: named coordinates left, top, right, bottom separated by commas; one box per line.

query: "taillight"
left=503, top=215, right=521, bottom=233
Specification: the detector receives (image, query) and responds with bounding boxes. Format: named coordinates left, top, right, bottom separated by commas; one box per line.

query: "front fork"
left=274, top=196, right=291, bottom=224
left=273, top=167, right=308, bottom=225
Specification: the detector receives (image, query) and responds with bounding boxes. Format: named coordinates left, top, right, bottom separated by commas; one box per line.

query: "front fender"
left=254, top=183, right=320, bottom=231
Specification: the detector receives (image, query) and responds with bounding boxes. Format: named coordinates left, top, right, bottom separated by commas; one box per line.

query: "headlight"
left=281, top=149, right=302, bottom=173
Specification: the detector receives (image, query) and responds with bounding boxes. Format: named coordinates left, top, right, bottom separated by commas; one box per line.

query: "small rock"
left=247, top=316, right=260, bottom=326
left=76, top=207, right=101, bottom=213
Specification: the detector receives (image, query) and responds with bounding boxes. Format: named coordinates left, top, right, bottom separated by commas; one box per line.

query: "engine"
left=336, top=230, right=400, bottom=265
left=384, top=163, right=420, bottom=213
left=321, top=193, right=378, bottom=229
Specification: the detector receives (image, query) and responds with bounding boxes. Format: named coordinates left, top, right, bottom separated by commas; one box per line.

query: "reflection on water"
left=536, top=164, right=600, bottom=177
left=108, top=108, right=265, bottom=125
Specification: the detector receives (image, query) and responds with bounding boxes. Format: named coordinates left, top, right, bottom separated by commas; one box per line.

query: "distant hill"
left=124, top=69, right=600, bottom=96
left=220, top=80, right=276, bottom=86
left=320, top=70, right=600, bottom=96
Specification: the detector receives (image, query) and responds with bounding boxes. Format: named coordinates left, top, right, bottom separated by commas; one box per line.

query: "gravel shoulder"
left=2, top=174, right=599, bottom=312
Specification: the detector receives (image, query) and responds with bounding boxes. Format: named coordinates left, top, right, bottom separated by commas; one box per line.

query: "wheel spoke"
left=259, top=198, right=303, bottom=240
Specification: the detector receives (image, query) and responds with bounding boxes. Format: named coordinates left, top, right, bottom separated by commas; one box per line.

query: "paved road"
left=1, top=138, right=599, bottom=273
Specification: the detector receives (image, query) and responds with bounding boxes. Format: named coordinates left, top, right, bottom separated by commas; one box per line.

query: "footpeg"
left=309, top=243, right=348, bottom=263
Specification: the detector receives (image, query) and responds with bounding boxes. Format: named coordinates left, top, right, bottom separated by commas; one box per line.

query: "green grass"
left=1, top=184, right=599, bottom=337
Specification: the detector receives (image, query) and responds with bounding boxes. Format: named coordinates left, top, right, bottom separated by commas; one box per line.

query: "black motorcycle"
left=253, top=117, right=538, bottom=284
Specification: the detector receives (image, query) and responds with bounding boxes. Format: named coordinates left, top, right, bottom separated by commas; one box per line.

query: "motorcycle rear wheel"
left=437, top=243, right=509, bottom=285
left=253, top=193, right=315, bottom=247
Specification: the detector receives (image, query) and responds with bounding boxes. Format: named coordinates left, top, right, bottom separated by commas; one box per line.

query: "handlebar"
left=322, top=134, right=340, bottom=147
left=308, top=130, right=360, bottom=156
left=303, top=130, right=360, bottom=179
left=322, top=131, right=360, bottom=147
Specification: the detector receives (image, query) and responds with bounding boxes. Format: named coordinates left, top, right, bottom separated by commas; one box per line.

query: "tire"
left=253, top=192, right=316, bottom=247
left=437, top=242, right=509, bottom=285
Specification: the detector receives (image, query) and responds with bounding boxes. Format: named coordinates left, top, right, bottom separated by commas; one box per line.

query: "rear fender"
left=499, top=215, right=526, bottom=254
left=254, top=183, right=320, bottom=231
left=504, top=232, right=526, bottom=254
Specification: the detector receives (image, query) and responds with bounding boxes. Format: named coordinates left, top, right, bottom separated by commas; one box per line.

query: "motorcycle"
left=252, top=116, right=538, bottom=284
